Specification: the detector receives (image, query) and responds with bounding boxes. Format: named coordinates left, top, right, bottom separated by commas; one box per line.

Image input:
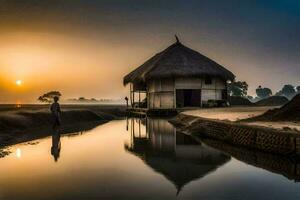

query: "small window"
left=205, top=77, right=212, bottom=85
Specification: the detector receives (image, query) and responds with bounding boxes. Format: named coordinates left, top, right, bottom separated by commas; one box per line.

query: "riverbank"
left=0, top=104, right=126, bottom=147
left=171, top=114, right=300, bottom=156
left=183, top=106, right=300, bottom=131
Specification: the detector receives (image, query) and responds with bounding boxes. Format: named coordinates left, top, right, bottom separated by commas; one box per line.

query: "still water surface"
left=1, top=119, right=300, bottom=200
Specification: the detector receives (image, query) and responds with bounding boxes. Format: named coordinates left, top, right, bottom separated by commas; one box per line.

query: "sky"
left=0, top=0, right=299, bottom=103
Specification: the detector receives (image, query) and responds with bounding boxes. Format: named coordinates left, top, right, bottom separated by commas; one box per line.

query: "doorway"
left=176, top=89, right=201, bottom=108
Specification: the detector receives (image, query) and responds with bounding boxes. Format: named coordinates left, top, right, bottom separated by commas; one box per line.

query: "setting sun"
left=16, top=80, right=22, bottom=86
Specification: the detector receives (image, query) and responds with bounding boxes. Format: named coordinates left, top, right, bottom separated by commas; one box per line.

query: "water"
left=1, top=118, right=300, bottom=200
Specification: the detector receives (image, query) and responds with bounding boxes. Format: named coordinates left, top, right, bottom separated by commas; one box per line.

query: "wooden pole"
left=133, top=90, right=135, bottom=108
left=130, top=84, right=133, bottom=107
left=138, top=90, right=141, bottom=107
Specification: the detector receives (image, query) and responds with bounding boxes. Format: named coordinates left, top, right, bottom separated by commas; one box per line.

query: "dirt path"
left=183, top=106, right=278, bottom=121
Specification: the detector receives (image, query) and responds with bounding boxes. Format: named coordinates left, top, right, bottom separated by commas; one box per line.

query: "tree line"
left=37, top=82, right=299, bottom=104
left=228, top=81, right=300, bottom=101
left=37, top=91, right=114, bottom=103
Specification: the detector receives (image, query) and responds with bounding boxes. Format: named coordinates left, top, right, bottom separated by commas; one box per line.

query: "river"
left=0, top=118, right=299, bottom=200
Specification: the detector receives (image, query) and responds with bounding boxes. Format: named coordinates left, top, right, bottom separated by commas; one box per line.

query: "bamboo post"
left=130, top=84, right=133, bottom=107
left=133, top=90, right=135, bottom=108
left=138, top=90, right=141, bottom=108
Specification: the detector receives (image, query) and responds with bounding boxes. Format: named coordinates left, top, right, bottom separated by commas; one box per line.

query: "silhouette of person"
left=51, top=126, right=61, bottom=162
left=50, top=96, right=61, bottom=128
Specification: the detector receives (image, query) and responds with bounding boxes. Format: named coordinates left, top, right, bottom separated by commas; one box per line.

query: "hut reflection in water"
left=125, top=118, right=230, bottom=194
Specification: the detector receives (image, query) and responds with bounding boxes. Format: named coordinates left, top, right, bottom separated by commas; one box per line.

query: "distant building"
left=123, top=37, right=235, bottom=110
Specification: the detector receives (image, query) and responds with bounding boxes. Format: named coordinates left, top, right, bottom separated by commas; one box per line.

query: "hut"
left=123, top=37, right=235, bottom=113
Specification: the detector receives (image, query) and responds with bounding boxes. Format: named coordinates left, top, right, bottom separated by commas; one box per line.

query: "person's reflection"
left=51, top=126, right=61, bottom=162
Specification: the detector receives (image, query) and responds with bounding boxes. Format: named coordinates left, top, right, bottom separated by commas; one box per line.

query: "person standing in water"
left=50, top=96, right=62, bottom=128
left=50, top=96, right=62, bottom=162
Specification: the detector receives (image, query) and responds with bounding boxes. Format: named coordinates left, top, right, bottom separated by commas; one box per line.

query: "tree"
left=78, top=97, right=86, bottom=101
left=256, top=86, right=272, bottom=99
left=38, top=91, right=62, bottom=103
left=228, top=81, right=248, bottom=97
left=276, top=84, right=296, bottom=99
left=297, top=86, right=300, bottom=93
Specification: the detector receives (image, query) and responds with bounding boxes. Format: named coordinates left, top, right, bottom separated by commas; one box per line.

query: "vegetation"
left=78, top=97, right=98, bottom=102
left=275, top=84, right=297, bottom=99
left=228, top=81, right=248, bottom=97
left=38, top=91, right=62, bottom=103
left=67, top=97, right=116, bottom=103
left=256, top=86, right=272, bottom=99
left=250, top=84, right=300, bottom=101
left=297, top=86, right=300, bottom=93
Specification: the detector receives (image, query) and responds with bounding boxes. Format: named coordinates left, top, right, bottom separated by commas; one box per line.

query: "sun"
left=16, top=80, right=22, bottom=86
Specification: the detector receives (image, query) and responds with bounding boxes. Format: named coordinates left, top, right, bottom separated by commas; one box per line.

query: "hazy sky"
left=0, top=0, right=299, bottom=103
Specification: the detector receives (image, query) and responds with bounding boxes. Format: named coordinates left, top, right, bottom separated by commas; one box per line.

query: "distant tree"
left=256, top=86, right=272, bottom=99
left=297, top=86, right=300, bottom=93
left=228, top=81, right=248, bottom=97
left=38, top=91, right=62, bottom=103
left=78, top=97, right=86, bottom=101
left=276, top=84, right=296, bottom=99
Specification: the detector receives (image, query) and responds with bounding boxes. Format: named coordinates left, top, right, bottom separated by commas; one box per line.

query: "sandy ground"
left=244, top=121, right=300, bottom=132
left=183, top=106, right=300, bottom=132
left=183, top=106, right=278, bottom=121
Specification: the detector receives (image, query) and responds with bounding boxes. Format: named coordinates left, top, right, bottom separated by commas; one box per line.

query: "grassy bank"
left=0, top=104, right=126, bottom=147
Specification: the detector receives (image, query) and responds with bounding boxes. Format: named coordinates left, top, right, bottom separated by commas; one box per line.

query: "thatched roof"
left=123, top=39, right=235, bottom=85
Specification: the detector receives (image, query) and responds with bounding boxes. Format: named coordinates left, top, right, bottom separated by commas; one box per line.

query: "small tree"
left=38, top=91, right=62, bottom=103
left=276, top=84, right=296, bottom=99
left=256, top=86, right=272, bottom=99
left=228, top=81, right=248, bottom=97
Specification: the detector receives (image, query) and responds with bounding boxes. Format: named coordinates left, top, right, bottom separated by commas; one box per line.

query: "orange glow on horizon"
left=0, top=32, right=130, bottom=103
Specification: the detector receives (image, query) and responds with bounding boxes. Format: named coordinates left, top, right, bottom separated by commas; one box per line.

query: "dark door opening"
left=176, top=89, right=201, bottom=108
